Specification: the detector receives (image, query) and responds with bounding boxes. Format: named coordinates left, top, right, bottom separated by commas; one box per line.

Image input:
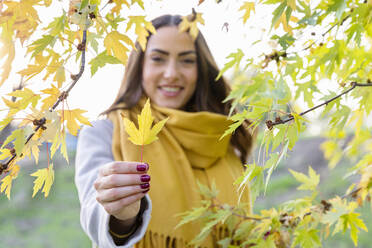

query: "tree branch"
left=0, top=29, right=88, bottom=175
left=266, top=81, right=372, bottom=130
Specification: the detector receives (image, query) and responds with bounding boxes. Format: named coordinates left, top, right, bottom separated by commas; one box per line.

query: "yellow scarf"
left=109, top=100, right=251, bottom=247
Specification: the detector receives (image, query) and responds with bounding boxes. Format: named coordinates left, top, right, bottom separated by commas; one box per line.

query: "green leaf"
left=28, top=35, right=56, bottom=58
left=80, top=0, right=89, bottom=10
left=289, top=166, right=319, bottom=191
left=287, top=123, right=298, bottom=150
left=0, top=117, right=12, bottom=132
left=175, top=205, right=209, bottom=230
left=341, top=212, right=368, bottom=246
left=216, top=49, right=244, bottom=80
left=45, top=13, right=67, bottom=36
left=292, top=229, right=321, bottom=248
left=271, top=33, right=295, bottom=50
left=196, top=180, right=219, bottom=199
left=1, top=129, right=25, bottom=156
left=89, top=51, right=122, bottom=76
left=271, top=2, right=287, bottom=28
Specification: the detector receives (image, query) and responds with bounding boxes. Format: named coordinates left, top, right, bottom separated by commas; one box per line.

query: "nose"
left=163, top=60, right=179, bottom=81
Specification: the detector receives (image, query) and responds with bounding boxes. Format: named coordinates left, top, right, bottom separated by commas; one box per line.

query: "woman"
left=75, top=14, right=253, bottom=248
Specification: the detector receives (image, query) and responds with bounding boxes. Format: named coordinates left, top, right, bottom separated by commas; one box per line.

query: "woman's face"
left=142, top=26, right=198, bottom=109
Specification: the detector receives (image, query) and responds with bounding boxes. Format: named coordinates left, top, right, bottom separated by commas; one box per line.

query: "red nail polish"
left=140, top=175, right=151, bottom=182
left=140, top=183, right=150, bottom=189
left=137, top=164, right=147, bottom=171
left=142, top=189, right=150, bottom=194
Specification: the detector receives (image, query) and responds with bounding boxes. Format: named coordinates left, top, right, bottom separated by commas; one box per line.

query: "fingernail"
left=140, top=183, right=150, bottom=189
left=142, top=189, right=150, bottom=194
left=137, top=163, right=147, bottom=171
left=140, top=175, right=151, bottom=182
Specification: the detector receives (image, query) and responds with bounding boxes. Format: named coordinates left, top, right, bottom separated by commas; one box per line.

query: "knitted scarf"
left=109, top=100, right=251, bottom=248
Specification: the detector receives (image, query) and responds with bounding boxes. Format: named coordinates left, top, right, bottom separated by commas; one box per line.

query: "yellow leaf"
left=287, top=0, right=296, bottom=10
left=122, top=99, right=168, bottom=146
left=40, top=85, right=60, bottom=111
left=239, top=2, right=255, bottom=24
left=111, top=0, right=130, bottom=14
left=0, top=165, right=20, bottom=199
left=0, top=39, right=15, bottom=87
left=178, top=12, right=204, bottom=40
left=274, top=13, right=297, bottom=35
left=104, top=31, right=135, bottom=64
left=7, top=87, right=41, bottom=110
left=0, top=148, right=11, bottom=160
left=58, top=109, right=91, bottom=136
left=126, top=16, right=156, bottom=51
left=30, top=164, right=54, bottom=198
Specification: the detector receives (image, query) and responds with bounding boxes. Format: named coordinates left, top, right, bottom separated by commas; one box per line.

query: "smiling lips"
left=158, top=85, right=184, bottom=97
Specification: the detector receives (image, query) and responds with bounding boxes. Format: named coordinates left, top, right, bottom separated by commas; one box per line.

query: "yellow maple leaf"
left=0, top=39, right=15, bottom=87
left=274, top=13, right=298, bottom=35
left=30, top=164, right=54, bottom=198
left=58, top=108, right=91, bottom=136
left=104, top=31, right=135, bottom=64
left=239, top=2, right=255, bottom=24
left=0, top=165, right=20, bottom=199
left=40, top=84, right=60, bottom=111
left=126, top=16, right=156, bottom=51
left=122, top=99, right=168, bottom=146
left=111, top=0, right=130, bottom=14
left=178, top=11, right=205, bottom=40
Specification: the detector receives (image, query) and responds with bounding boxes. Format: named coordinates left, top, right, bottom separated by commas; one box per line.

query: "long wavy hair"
left=104, top=14, right=253, bottom=163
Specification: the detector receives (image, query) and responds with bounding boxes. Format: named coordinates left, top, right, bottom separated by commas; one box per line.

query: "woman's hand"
left=94, top=161, right=150, bottom=222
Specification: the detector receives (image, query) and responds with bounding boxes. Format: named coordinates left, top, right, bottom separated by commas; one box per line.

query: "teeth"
left=161, top=87, right=181, bottom=92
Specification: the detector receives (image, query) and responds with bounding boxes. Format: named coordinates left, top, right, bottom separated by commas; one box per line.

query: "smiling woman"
left=142, top=26, right=198, bottom=110
left=74, top=14, right=253, bottom=248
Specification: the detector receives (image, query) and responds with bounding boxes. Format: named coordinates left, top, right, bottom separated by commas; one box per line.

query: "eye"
left=151, top=56, right=164, bottom=62
left=182, top=58, right=196, bottom=64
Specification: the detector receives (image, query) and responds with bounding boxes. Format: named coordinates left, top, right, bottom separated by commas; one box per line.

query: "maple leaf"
left=111, top=0, right=130, bottom=14
left=289, top=166, right=319, bottom=191
left=0, top=165, right=20, bottom=199
left=239, top=2, right=255, bottom=24
left=0, top=39, right=15, bottom=87
left=17, top=54, right=49, bottom=82
left=1, top=128, right=30, bottom=156
left=89, top=51, right=121, bottom=76
left=104, top=31, right=135, bottom=64
left=126, top=16, right=156, bottom=51
left=40, top=85, right=60, bottom=111
left=178, top=11, right=205, bottom=40
left=216, top=49, right=244, bottom=80
left=58, top=108, right=91, bottom=136
left=0, top=148, right=12, bottom=160
left=122, top=99, right=168, bottom=146
left=30, top=164, right=55, bottom=198
left=7, top=87, right=41, bottom=111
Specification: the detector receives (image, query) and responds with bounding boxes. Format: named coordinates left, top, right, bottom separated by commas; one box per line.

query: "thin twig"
left=266, top=82, right=372, bottom=129
left=0, top=29, right=88, bottom=175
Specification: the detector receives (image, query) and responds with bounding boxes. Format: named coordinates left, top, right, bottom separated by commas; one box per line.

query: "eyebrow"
left=150, top=48, right=196, bottom=56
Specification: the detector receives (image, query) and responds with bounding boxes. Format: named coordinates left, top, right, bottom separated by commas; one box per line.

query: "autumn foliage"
left=1, top=0, right=372, bottom=247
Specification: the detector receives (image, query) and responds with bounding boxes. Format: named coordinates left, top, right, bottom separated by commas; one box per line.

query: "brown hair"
left=104, top=14, right=253, bottom=163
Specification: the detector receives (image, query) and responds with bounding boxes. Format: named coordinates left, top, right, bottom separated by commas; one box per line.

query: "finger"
left=100, top=174, right=151, bottom=189
left=99, top=161, right=149, bottom=176
left=102, top=193, right=146, bottom=216
left=96, top=184, right=150, bottom=203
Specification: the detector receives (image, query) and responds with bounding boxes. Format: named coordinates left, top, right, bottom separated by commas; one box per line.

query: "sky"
left=1, top=0, right=275, bottom=120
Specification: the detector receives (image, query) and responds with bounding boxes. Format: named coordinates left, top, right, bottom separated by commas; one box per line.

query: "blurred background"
left=0, top=129, right=371, bottom=247
left=1, top=0, right=371, bottom=247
